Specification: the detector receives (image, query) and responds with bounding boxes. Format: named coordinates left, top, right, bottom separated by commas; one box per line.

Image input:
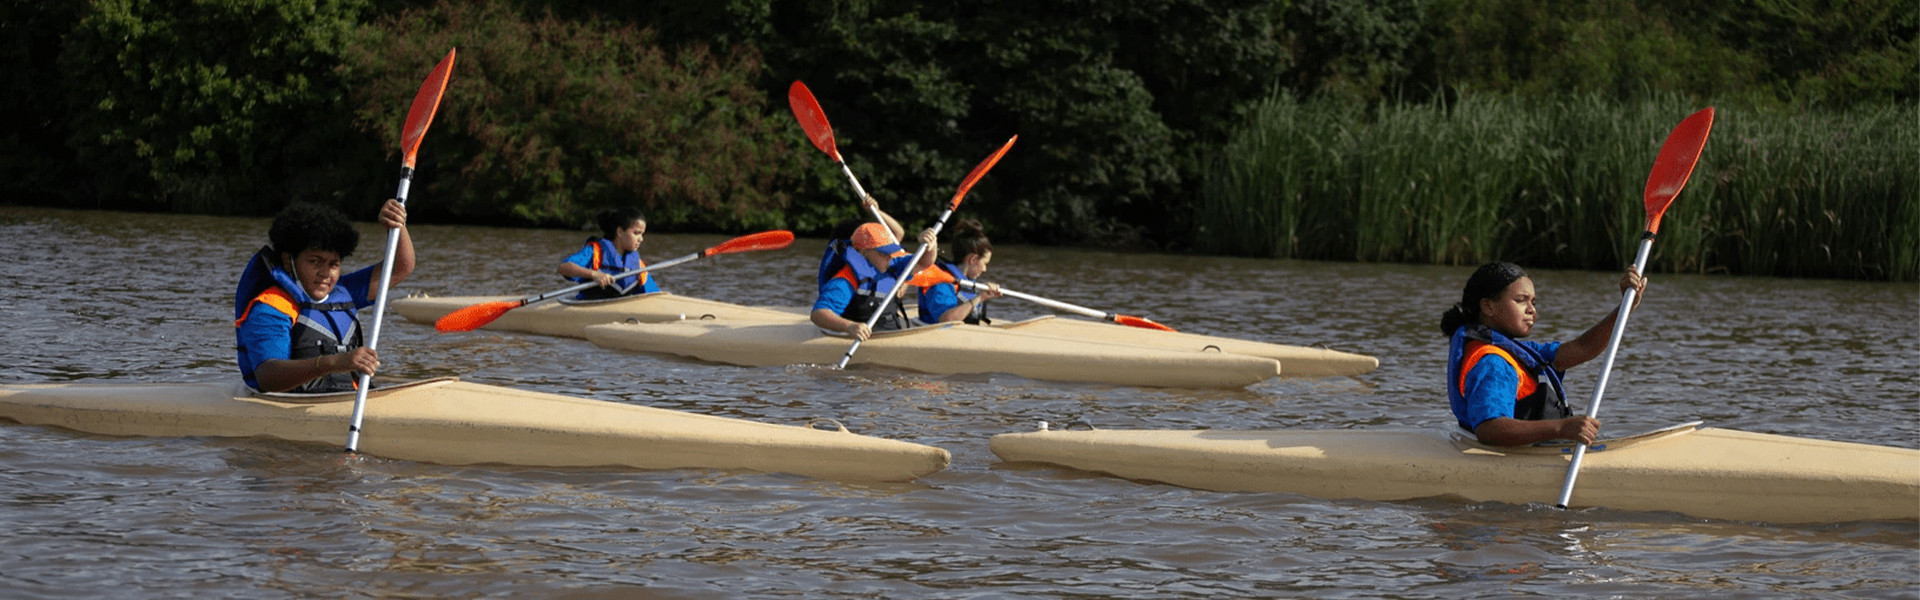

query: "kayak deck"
left=989, top=423, right=1920, bottom=524
left=584, top=320, right=1284, bottom=388
left=391, top=292, right=798, bottom=338
left=0, top=379, right=950, bottom=482
left=991, top=315, right=1379, bottom=378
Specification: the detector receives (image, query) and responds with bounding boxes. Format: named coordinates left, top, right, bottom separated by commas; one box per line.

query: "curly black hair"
left=269, top=203, right=360, bottom=260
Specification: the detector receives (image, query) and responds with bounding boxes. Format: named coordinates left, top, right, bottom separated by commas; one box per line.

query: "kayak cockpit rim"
left=1448, top=420, right=1706, bottom=455
left=253, top=377, right=461, bottom=405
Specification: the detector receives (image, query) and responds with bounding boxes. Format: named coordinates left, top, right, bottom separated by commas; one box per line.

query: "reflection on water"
left=0, top=206, right=1914, bottom=597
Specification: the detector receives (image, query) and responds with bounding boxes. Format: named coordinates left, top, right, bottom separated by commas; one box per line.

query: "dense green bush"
left=58, top=0, right=376, bottom=213
left=341, top=0, right=809, bottom=231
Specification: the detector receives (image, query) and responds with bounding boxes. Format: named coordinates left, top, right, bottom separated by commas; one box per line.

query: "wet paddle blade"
left=947, top=136, right=1017, bottom=212
left=434, top=300, right=521, bottom=333
left=704, top=230, right=796, bottom=256
left=787, top=81, right=841, bottom=162
left=401, top=49, right=456, bottom=169
left=1111, top=314, right=1176, bottom=332
left=1642, top=107, right=1714, bottom=234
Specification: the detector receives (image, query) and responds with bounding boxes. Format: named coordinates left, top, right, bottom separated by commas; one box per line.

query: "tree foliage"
left=341, top=0, right=807, bottom=230
left=58, top=0, right=375, bottom=213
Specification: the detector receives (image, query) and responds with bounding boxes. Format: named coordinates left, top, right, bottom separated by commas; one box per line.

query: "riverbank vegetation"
left=2, top=0, right=1912, bottom=279
left=1199, top=95, right=1918, bottom=280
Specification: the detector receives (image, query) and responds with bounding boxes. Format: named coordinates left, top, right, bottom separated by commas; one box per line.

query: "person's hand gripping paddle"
left=433, top=231, right=796, bottom=332
left=344, top=49, right=455, bottom=454
left=1554, top=106, right=1715, bottom=509
left=833, top=136, right=1017, bottom=369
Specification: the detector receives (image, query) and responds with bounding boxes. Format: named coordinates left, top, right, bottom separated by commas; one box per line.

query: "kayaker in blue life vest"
left=1440, top=261, right=1646, bottom=447
left=811, top=218, right=938, bottom=342
left=557, top=207, right=660, bottom=300
left=914, top=218, right=1003, bottom=325
left=234, top=200, right=414, bottom=393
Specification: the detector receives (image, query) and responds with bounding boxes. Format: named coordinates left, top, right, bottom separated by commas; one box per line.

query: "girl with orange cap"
left=810, top=201, right=937, bottom=340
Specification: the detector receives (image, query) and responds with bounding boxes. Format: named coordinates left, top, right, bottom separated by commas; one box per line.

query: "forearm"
left=876, top=210, right=905, bottom=243
left=1472, top=417, right=1570, bottom=447
left=938, top=299, right=977, bottom=323
left=558, top=261, right=598, bottom=280
left=811, top=308, right=854, bottom=332
left=386, top=226, right=415, bottom=286
left=1557, top=310, right=1622, bottom=370
left=253, top=356, right=343, bottom=393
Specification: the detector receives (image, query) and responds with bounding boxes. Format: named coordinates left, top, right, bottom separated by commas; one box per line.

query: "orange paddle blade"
left=705, top=230, right=796, bottom=256
left=434, top=300, right=520, bottom=333
left=1112, top=314, right=1176, bottom=332
left=948, top=135, right=1017, bottom=211
left=787, top=81, right=841, bottom=161
left=1642, top=107, right=1714, bottom=234
left=401, top=48, right=457, bottom=168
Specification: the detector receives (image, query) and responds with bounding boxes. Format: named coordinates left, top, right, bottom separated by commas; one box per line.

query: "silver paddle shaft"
left=525, top=251, right=700, bottom=306
left=1554, top=234, right=1653, bottom=508
left=956, top=280, right=1109, bottom=321
left=345, top=174, right=411, bottom=452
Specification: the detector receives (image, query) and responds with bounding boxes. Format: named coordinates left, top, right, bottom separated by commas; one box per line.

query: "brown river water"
left=1, top=206, right=1915, bottom=598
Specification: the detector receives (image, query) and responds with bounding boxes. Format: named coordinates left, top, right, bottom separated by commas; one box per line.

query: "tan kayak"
left=0, top=378, right=949, bottom=482
left=990, top=422, right=1920, bottom=524
left=584, top=320, right=1285, bottom=388
left=992, top=316, right=1378, bottom=378
left=390, top=292, right=798, bottom=338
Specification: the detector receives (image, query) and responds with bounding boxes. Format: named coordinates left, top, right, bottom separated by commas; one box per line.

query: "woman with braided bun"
left=1441, top=262, right=1646, bottom=447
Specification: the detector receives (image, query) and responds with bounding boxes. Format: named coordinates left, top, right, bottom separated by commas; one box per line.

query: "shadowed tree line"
left=1, top=0, right=1911, bottom=278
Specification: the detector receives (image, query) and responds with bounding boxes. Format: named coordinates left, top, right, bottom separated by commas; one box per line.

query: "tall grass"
left=1198, top=94, right=1919, bottom=281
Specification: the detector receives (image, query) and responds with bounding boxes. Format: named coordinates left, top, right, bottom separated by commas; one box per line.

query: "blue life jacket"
left=822, top=241, right=910, bottom=331
left=915, top=261, right=989, bottom=325
left=571, top=237, right=651, bottom=300
left=1446, top=324, right=1571, bottom=431
left=234, top=246, right=364, bottom=393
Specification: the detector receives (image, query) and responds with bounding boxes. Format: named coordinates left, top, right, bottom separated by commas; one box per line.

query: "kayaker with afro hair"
left=1440, top=261, right=1645, bottom=446
left=234, top=199, right=413, bottom=393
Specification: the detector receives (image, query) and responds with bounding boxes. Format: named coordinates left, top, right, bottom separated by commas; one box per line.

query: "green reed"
left=1199, top=94, right=1919, bottom=281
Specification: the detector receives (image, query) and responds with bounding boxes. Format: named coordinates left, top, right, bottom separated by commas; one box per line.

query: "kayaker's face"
left=1479, top=276, right=1537, bottom=338
left=859, top=248, right=893, bottom=271
left=963, top=250, right=992, bottom=279
left=613, top=220, right=646, bottom=253
left=287, top=249, right=342, bottom=299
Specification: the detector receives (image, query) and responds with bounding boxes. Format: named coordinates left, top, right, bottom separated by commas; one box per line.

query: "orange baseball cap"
left=851, top=223, right=905, bottom=257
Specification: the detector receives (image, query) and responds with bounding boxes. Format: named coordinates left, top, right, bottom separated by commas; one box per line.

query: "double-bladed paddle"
left=788, top=81, right=899, bottom=245
left=945, top=279, right=1174, bottom=331
left=433, top=230, right=796, bottom=333
left=1554, top=106, right=1716, bottom=508
left=833, top=136, right=1018, bottom=369
left=346, top=48, right=456, bottom=453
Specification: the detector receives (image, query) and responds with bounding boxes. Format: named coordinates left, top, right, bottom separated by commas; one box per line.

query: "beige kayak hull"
left=0, top=379, right=949, bottom=482
left=585, top=320, right=1284, bottom=388
left=992, top=316, right=1379, bottom=378
left=990, top=424, right=1920, bottom=523
left=391, top=292, right=799, bottom=338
